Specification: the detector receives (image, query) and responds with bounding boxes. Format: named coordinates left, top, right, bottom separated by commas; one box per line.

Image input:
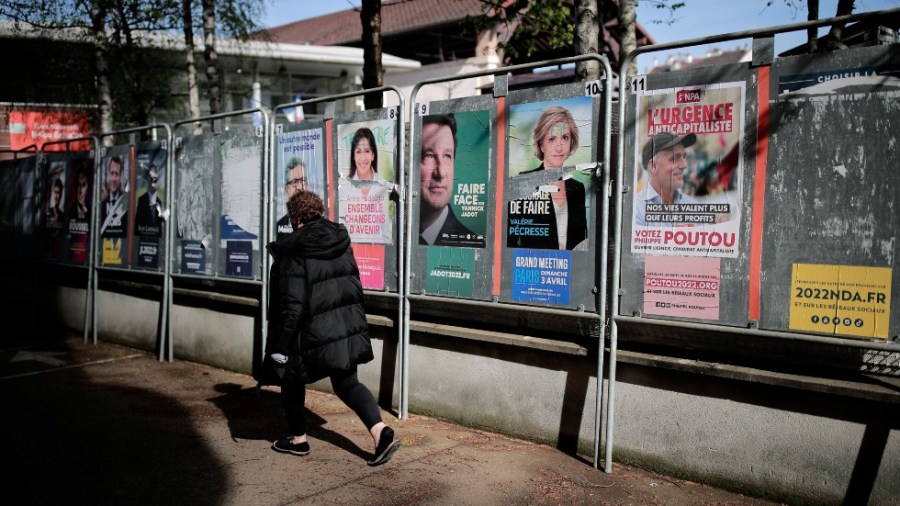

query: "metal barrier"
left=38, top=136, right=100, bottom=345
left=269, top=86, right=406, bottom=413
left=610, top=7, right=900, bottom=472
left=94, top=125, right=172, bottom=360
left=405, top=53, right=614, bottom=467
left=170, top=109, right=269, bottom=362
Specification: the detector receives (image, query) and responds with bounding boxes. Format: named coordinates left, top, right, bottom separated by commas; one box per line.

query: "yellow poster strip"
left=789, top=263, right=892, bottom=339
left=102, top=238, right=122, bottom=265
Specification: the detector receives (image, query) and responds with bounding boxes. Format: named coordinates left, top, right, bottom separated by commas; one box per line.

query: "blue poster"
left=136, top=236, right=160, bottom=269
left=226, top=240, right=253, bottom=277
left=511, top=249, right=572, bottom=305
left=181, top=240, right=206, bottom=274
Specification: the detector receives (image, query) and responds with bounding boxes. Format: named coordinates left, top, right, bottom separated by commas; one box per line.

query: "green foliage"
left=0, top=0, right=264, bottom=128
left=465, top=0, right=574, bottom=60
left=465, top=0, right=686, bottom=61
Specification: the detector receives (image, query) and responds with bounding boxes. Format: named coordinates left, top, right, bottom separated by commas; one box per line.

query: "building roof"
left=259, top=0, right=485, bottom=46
left=257, top=0, right=655, bottom=69
left=645, top=46, right=751, bottom=74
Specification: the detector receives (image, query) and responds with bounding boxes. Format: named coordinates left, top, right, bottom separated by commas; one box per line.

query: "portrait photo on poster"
left=417, top=110, right=489, bottom=248
left=66, top=157, right=93, bottom=264
left=134, top=147, right=167, bottom=237
left=99, top=151, right=129, bottom=239
left=337, top=118, right=398, bottom=245
left=507, top=96, right=594, bottom=178
left=275, top=127, right=325, bottom=240
left=505, top=96, right=594, bottom=251
left=337, top=118, right=396, bottom=184
left=631, top=82, right=745, bottom=258
left=44, top=159, right=67, bottom=230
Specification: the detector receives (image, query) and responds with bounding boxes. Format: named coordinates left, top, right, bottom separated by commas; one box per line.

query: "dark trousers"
left=281, top=369, right=382, bottom=436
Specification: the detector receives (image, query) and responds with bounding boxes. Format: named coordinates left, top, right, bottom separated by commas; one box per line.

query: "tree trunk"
left=822, top=0, right=855, bottom=51
left=183, top=0, right=202, bottom=133
left=575, top=0, right=600, bottom=81
left=618, top=0, right=637, bottom=77
left=112, top=1, right=150, bottom=127
left=202, top=0, right=221, bottom=115
left=91, top=0, right=113, bottom=138
left=806, top=0, right=819, bottom=53
left=361, top=0, right=383, bottom=110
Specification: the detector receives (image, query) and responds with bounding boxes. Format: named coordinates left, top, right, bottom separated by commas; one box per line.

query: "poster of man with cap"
left=631, top=82, right=745, bottom=258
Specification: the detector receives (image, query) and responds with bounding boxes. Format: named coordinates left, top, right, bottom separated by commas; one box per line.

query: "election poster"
left=353, top=244, right=386, bottom=291
left=417, top=110, right=489, bottom=248
left=336, top=118, right=396, bottom=184
left=176, top=135, right=215, bottom=275
left=505, top=168, right=591, bottom=251
left=507, top=96, right=594, bottom=177
left=505, top=97, right=593, bottom=251
left=41, top=156, right=68, bottom=261
left=337, top=118, right=396, bottom=245
left=274, top=127, right=325, bottom=240
left=220, top=131, right=261, bottom=277
left=99, top=147, right=132, bottom=266
left=338, top=179, right=392, bottom=244
left=425, top=247, right=476, bottom=298
left=66, top=155, right=93, bottom=264
left=134, top=145, right=167, bottom=238
left=132, top=144, right=167, bottom=270
left=789, top=263, right=892, bottom=339
left=511, top=249, right=572, bottom=306
left=642, top=256, right=721, bottom=320
left=777, top=63, right=900, bottom=95
left=631, top=82, right=745, bottom=258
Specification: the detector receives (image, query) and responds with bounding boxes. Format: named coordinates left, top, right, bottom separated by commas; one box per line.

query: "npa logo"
left=676, top=89, right=702, bottom=103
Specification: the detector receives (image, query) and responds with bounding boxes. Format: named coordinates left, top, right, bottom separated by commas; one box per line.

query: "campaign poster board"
left=40, top=154, right=68, bottom=261
left=98, top=146, right=132, bottom=267
left=65, top=153, right=94, bottom=265
left=505, top=96, right=593, bottom=252
left=132, top=142, right=167, bottom=270
left=416, top=110, right=489, bottom=249
left=759, top=45, right=900, bottom=340
left=630, top=82, right=746, bottom=258
left=174, top=135, right=215, bottom=276
left=219, top=128, right=263, bottom=279
left=337, top=118, right=397, bottom=245
left=273, top=123, right=327, bottom=241
left=409, top=95, right=496, bottom=301
left=500, top=84, right=601, bottom=311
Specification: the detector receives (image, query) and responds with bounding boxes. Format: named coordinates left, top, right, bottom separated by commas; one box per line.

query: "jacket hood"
left=267, top=217, right=351, bottom=260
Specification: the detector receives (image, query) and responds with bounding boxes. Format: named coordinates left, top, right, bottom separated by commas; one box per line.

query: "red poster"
left=8, top=110, right=91, bottom=152
left=352, top=244, right=385, bottom=290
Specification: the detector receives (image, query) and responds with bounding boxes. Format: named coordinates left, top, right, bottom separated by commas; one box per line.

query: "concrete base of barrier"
left=23, top=282, right=900, bottom=506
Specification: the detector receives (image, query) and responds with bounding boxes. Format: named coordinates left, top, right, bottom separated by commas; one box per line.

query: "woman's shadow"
left=209, top=383, right=371, bottom=461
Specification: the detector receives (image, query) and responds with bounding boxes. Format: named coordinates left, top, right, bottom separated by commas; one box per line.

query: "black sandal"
left=367, top=426, right=400, bottom=466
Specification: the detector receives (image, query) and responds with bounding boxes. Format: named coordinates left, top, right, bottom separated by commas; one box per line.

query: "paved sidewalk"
left=0, top=334, right=784, bottom=505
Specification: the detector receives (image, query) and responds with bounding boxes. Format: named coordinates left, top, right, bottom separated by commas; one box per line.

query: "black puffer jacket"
left=266, top=217, right=373, bottom=384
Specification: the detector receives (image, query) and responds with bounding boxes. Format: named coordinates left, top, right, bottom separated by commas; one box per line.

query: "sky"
left=261, top=0, right=900, bottom=72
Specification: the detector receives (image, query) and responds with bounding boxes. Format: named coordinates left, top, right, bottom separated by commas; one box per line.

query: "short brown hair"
left=287, top=189, right=325, bottom=229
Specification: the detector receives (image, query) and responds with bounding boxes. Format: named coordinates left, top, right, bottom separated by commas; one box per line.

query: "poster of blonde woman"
left=631, top=82, right=745, bottom=258
left=506, top=96, right=594, bottom=250
left=337, top=118, right=396, bottom=244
